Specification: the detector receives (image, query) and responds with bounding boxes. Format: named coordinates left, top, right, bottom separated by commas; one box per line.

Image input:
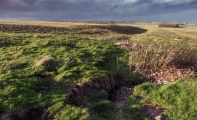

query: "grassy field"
left=0, top=27, right=128, bottom=120
left=0, top=21, right=197, bottom=120
left=123, top=23, right=197, bottom=120
left=129, top=25, right=197, bottom=73
left=133, top=78, right=197, bottom=120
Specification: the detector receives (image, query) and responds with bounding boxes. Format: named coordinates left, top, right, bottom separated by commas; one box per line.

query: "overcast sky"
left=0, top=0, right=197, bottom=22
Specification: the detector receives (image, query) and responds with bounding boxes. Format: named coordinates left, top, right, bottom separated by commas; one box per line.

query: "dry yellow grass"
left=0, top=20, right=106, bottom=27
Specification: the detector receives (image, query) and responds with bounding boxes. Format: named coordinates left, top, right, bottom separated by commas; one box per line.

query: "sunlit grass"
left=0, top=21, right=197, bottom=120
left=133, top=78, right=197, bottom=120
left=0, top=32, right=127, bottom=119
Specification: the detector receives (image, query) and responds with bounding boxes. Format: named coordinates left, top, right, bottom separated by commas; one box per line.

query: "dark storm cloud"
left=110, top=0, right=197, bottom=16
left=0, top=0, right=42, bottom=12
left=0, top=0, right=197, bottom=21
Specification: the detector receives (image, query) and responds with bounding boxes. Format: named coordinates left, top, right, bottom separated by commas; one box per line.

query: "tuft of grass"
left=84, top=90, right=109, bottom=103
left=88, top=100, right=113, bottom=119
left=54, top=105, right=89, bottom=120
left=88, top=100, right=113, bottom=114
left=35, top=55, right=52, bottom=67
left=133, top=78, right=197, bottom=120
left=121, top=95, right=149, bottom=120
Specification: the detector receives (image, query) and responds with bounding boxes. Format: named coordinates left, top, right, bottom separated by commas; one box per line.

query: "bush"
left=108, top=19, right=116, bottom=25
left=158, top=23, right=179, bottom=28
left=129, top=40, right=197, bottom=73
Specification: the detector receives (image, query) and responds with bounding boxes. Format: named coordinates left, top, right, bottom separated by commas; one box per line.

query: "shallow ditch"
left=66, top=74, right=167, bottom=120
left=108, top=86, right=133, bottom=102
left=66, top=74, right=135, bottom=106
left=7, top=73, right=165, bottom=120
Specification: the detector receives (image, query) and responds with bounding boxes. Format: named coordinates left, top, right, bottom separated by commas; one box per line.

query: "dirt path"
left=110, top=86, right=165, bottom=120
left=110, top=86, right=133, bottom=120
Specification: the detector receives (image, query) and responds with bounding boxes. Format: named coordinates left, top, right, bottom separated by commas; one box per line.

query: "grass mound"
left=133, top=78, right=197, bottom=120
left=0, top=24, right=147, bottom=43
left=0, top=24, right=147, bottom=35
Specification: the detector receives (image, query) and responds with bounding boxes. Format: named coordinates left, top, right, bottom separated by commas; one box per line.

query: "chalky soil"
left=109, top=86, right=165, bottom=120
left=110, top=86, right=133, bottom=103
left=109, top=86, right=133, bottom=119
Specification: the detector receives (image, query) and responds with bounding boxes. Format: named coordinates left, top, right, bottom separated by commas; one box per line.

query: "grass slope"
left=129, top=27, right=197, bottom=73
left=0, top=32, right=127, bottom=119
left=133, top=78, right=197, bottom=120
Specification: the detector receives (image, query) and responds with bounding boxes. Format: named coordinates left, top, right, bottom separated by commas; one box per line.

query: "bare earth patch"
left=142, top=103, right=165, bottom=120
left=147, top=66, right=196, bottom=84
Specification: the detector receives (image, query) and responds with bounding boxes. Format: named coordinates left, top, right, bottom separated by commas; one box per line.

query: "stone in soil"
left=113, top=101, right=129, bottom=109
left=155, top=115, right=163, bottom=120
left=147, top=66, right=195, bottom=84
left=110, top=86, right=133, bottom=102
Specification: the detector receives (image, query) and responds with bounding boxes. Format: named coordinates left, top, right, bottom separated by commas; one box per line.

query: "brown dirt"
left=146, top=66, right=196, bottom=84
left=113, top=101, right=129, bottom=109
left=67, top=76, right=115, bottom=106
left=141, top=103, right=165, bottom=120
left=110, top=86, right=133, bottom=120
left=3, top=108, right=48, bottom=120
left=66, top=75, right=134, bottom=120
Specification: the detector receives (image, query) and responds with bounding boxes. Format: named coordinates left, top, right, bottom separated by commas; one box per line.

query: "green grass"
left=88, top=100, right=113, bottom=116
left=127, top=26, right=197, bottom=119
left=83, top=89, right=109, bottom=103
left=1, top=22, right=197, bottom=120
left=133, top=78, right=197, bottom=120
left=122, top=95, right=149, bottom=120
left=0, top=32, right=127, bottom=119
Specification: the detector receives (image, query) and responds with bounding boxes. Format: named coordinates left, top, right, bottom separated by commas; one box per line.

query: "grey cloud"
left=0, top=0, right=42, bottom=12
left=0, top=0, right=197, bottom=21
left=111, top=0, right=197, bottom=14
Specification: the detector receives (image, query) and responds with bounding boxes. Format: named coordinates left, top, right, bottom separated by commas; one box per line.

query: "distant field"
left=0, top=20, right=87, bottom=27
left=0, top=21, right=196, bottom=120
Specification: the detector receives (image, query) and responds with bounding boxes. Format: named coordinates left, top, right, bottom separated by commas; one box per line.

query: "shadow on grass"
left=0, top=24, right=148, bottom=35
left=94, top=25, right=148, bottom=35
left=72, top=25, right=148, bottom=35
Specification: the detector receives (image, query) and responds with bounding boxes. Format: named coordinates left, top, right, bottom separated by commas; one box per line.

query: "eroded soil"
left=147, top=66, right=197, bottom=84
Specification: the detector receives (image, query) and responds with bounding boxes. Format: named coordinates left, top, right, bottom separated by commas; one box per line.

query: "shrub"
left=108, top=19, right=116, bottom=25
left=129, top=40, right=197, bottom=73
left=158, top=23, right=179, bottom=28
